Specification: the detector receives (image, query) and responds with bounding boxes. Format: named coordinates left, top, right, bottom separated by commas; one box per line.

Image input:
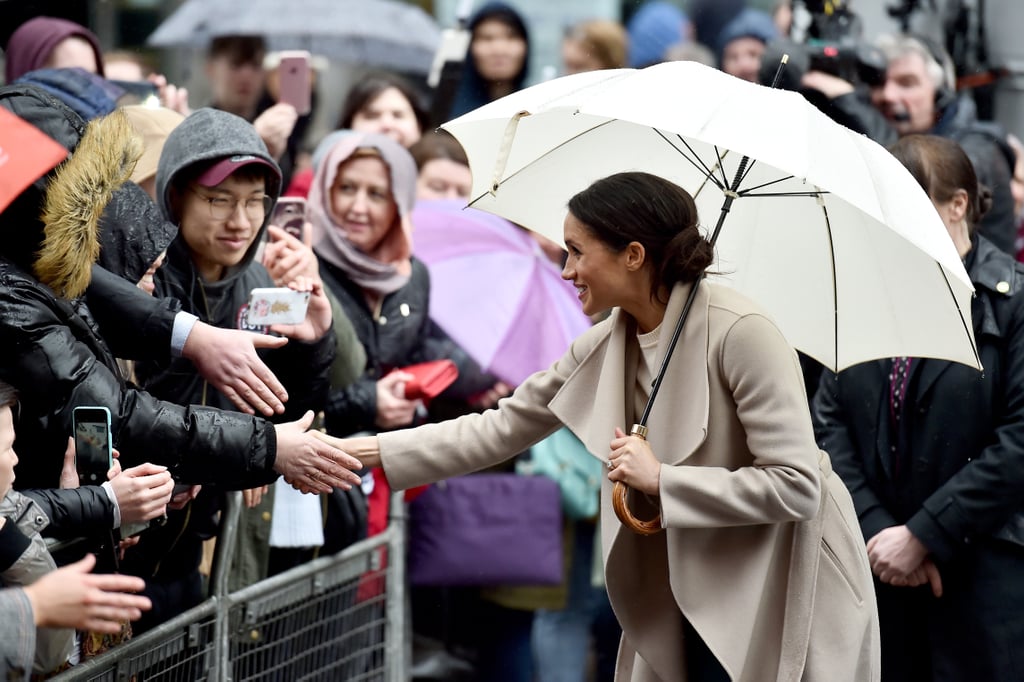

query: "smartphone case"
left=247, top=288, right=310, bottom=325
left=277, top=51, right=311, bottom=115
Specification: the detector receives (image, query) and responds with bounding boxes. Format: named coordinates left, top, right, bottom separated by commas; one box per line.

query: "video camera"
left=760, top=0, right=887, bottom=91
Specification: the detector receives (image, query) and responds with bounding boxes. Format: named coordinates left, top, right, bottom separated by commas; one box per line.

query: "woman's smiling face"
left=329, top=155, right=398, bottom=254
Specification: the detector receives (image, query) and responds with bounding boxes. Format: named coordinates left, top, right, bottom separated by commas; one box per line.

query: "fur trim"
left=35, top=109, right=142, bottom=299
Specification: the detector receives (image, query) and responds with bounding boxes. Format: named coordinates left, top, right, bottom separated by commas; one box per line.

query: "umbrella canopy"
left=147, top=0, right=440, bottom=75
left=441, top=61, right=981, bottom=373
left=411, top=199, right=592, bottom=386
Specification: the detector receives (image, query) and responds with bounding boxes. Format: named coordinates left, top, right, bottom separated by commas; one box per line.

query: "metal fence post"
left=386, top=491, right=409, bottom=682
left=212, top=490, right=242, bottom=682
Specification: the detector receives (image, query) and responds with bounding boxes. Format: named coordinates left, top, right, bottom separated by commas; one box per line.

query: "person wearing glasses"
left=126, top=107, right=337, bottom=630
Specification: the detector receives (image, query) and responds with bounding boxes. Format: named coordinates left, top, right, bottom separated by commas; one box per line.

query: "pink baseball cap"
left=195, top=154, right=278, bottom=188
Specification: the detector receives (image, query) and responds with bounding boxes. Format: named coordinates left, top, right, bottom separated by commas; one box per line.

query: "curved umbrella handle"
left=611, top=424, right=663, bottom=535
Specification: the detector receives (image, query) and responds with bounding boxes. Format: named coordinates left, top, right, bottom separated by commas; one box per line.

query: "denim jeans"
left=532, top=520, right=619, bottom=682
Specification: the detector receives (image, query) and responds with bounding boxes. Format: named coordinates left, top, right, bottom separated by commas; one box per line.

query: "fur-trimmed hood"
left=0, top=84, right=140, bottom=299
left=37, top=109, right=141, bottom=298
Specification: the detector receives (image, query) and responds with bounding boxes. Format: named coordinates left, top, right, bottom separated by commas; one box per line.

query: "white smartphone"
left=73, top=406, right=113, bottom=485
left=247, top=287, right=311, bottom=326
left=277, top=50, right=312, bottom=115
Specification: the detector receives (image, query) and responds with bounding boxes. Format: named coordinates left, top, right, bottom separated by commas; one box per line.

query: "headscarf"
left=4, top=16, right=105, bottom=83
left=307, top=132, right=418, bottom=296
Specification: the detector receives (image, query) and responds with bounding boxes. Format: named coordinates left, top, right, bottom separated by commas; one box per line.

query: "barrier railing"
left=51, top=492, right=407, bottom=681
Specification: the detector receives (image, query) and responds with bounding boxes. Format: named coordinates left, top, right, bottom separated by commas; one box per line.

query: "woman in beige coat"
left=321, top=172, right=880, bottom=681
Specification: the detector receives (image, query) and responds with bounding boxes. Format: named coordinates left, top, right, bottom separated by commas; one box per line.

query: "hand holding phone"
left=73, top=406, right=113, bottom=486
left=271, top=197, right=306, bottom=242
left=276, top=50, right=311, bottom=115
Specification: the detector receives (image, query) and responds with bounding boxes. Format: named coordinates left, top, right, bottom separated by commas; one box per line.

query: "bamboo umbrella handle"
left=611, top=424, right=663, bottom=535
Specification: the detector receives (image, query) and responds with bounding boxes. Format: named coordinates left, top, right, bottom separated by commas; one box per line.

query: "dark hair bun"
left=668, top=229, right=714, bottom=282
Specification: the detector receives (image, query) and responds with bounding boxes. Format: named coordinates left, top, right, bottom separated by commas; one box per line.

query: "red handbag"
left=394, top=359, right=459, bottom=401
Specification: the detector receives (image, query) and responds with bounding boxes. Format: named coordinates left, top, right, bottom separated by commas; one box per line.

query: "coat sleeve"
left=658, top=313, right=821, bottom=528
left=0, top=588, right=36, bottom=678
left=0, top=508, right=75, bottom=674
left=907, top=294, right=1024, bottom=560
left=378, top=333, right=588, bottom=490
left=20, top=487, right=114, bottom=540
left=323, top=377, right=378, bottom=436
left=812, top=370, right=898, bottom=541
left=0, top=278, right=278, bottom=489
left=85, top=265, right=180, bottom=362
left=825, top=92, right=899, bottom=147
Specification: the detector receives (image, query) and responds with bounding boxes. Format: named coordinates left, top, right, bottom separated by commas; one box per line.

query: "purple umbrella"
left=412, top=199, right=591, bottom=386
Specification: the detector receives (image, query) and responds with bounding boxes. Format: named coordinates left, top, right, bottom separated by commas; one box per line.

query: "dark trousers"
left=683, top=618, right=730, bottom=682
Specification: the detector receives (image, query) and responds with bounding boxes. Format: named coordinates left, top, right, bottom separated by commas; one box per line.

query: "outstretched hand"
left=23, top=554, right=151, bottom=633
left=274, top=411, right=363, bottom=494
left=183, top=322, right=289, bottom=416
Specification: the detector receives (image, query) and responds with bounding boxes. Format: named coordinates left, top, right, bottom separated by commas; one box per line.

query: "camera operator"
left=799, top=33, right=1018, bottom=255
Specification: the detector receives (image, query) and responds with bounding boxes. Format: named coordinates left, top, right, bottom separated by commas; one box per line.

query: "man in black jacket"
left=801, top=33, right=1018, bottom=255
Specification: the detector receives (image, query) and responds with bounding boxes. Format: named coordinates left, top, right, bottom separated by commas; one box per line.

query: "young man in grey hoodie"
left=126, top=108, right=337, bottom=630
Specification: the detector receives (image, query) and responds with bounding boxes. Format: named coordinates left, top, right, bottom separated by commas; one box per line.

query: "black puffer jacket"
left=0, top=85, right=279, bottom=493
left=320, top=257, right=492, bottom=436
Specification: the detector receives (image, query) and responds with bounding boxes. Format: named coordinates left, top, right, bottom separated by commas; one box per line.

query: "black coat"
left=0, top=259, right=279, bottom=492
left=813, top=235, right=1024, bottom=679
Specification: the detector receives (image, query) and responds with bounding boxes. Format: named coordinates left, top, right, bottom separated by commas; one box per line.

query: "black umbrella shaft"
left=637, top=156, right=750, bottom=427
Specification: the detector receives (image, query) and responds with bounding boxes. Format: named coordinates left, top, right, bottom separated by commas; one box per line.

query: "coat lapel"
left=548, top=307, right=633, bottom=462
left=645, top=281, right=710, bottom=466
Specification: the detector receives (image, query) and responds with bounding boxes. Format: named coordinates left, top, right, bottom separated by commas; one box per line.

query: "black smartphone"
left=271, top=197, right=306, bottom=241
left=73, top=406, right=113, bottom=486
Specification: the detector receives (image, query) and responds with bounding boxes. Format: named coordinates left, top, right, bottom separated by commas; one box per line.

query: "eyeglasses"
left=190, top=188, right=272, bottom=222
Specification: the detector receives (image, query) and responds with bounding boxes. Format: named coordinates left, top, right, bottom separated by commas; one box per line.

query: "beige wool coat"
left=379, top=281, right=880, bottom=681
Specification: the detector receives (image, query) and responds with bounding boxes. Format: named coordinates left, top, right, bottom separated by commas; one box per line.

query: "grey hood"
left=155, top=107, right=282, bottom=290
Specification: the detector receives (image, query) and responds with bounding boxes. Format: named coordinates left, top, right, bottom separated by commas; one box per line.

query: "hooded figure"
left=4, top=16, right=105, bottom=83
left=128, top=109, right=335, bottom=618
left=0, top=84, right=280, bottom=495
left=449, top=2, right=531, bottom=119
left=142, top=107, right=333, bottom=419
left=626, top=1, right=691, bottom=68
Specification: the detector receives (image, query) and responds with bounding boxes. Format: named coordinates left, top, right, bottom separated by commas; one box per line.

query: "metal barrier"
left=52, top=492, right=407, bottom=682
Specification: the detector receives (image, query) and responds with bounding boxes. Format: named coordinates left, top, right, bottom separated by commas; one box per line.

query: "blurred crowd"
left=1, top=1, right=1024, bottom=681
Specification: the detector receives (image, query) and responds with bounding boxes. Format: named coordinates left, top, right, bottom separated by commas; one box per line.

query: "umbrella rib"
left=934, top=262, right=982, bottom=368
left=740, top=190, right=829, bottom=198
left=655, top=130, right=725, bottom=191
left=822, top=200, right=840, bottom=371
left=713, top=146, right=732, bottom=189
left=476, top=118, right=619, bottom=194
left=736, top=174, right=795, bottom=196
